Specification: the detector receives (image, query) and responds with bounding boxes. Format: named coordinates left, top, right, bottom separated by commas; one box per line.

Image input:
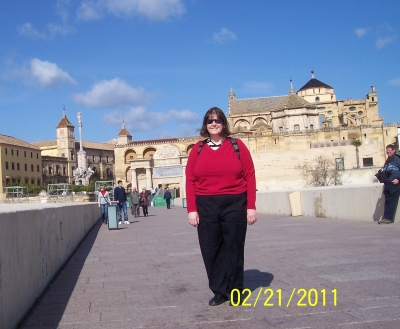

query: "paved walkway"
left=20, top=205, right=400, bottom=329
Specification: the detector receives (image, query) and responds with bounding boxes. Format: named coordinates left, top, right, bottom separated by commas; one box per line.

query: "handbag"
left=139, top=197, right=144, bottom=202
left=374, top=169, right=385, bottom=183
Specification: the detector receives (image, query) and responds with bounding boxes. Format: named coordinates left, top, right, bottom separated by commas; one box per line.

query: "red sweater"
left=185, top=138, right=256, bottom=212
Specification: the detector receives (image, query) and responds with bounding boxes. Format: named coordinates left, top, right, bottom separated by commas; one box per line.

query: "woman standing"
left=186, top=106, right=257, bottom=306
left=140, top=187, right=149, bottom=217
left=98, top=185, right=111, bottom=224
left=378, top=144, right=400, bottom=224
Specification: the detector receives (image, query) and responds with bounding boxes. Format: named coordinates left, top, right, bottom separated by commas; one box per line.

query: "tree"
left=351, top=139, right=362, bottom=169
left=296, top=155, right=342, bottom=187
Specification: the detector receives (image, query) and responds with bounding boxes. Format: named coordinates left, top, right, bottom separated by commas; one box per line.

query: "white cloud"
left=77, top=0, right=186, bottom=21
left=104, top=106, right=199, bottom=134
left=47, top=23, right=75, bottom=36
left=388, top=77, right=400, bottom=86
left=17, top=23, right=46, bottom=39
left=375, top=36, right=396, bottom=49
left=30, top=58, right=76, bottom=87
left=73, top=78, right=151, bottom=108
left=355, top=28, right=367, bottom=37
left=375, top=23, right=396, bottom=49
left=242, top=81, right=273, bottom=94
left=213, top=28, right=236, bottom=44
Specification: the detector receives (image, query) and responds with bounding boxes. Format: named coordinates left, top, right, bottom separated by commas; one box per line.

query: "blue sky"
left=1, top=0, right=399, bottom=144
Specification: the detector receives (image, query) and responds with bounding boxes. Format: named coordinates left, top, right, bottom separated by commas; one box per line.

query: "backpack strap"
left=229, top=137, right=240, bottom=159
left=197, top=139, right=208, bottom=155
left=197, top=137, right=240, bottom=158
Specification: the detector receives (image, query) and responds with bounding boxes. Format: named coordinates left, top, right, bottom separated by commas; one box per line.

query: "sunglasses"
left=206, top=119, right=223, bottom=124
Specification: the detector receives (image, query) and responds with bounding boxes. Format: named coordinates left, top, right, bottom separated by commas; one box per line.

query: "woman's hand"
left=188, top=211, right=199, bottom=227
left=393, top=178, right=399, bottom=185
left=247, top=209, right=257, bottom=225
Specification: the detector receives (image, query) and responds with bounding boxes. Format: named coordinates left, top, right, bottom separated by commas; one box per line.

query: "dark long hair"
left=199, top=107, right=231, bottom=138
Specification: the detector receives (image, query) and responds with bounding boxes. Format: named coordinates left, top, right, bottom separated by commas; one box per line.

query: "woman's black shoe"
left=209, top=293, right=228, bottom=306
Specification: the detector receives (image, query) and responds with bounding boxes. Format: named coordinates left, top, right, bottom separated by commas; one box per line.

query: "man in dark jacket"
left=114, top=180, right=129, bottom=224
left=164, top=187, right=172, bottom=209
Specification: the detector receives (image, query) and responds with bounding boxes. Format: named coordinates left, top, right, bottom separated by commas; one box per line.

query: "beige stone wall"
left=113, top=125, right=398, bottom=196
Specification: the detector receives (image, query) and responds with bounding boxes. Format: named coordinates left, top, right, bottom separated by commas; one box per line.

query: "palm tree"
left=351, top=139, right=362, bottom=169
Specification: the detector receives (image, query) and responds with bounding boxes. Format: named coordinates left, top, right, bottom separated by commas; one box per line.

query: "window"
left=49, top=167, right=52, bottom=175
left=24, top=151, right=26, bottom=157
left=372, top=97, right=375, bottom=101
left=319, top=114, right=326, bottom=126
left=315, top=96, right=320, bottom=102
left=335, top=158, right=345, bottom=171
left=5, top=148, right=7, bottom=155
left=349, top=107, right=356, bottom=111
left=11, top=149, right=14, bottom=155
left=63, top=167, right=66, bottom=175
left=262, top=145, right=266, bottom=151
left=56, top=165, right=60, bottom=175
left=327, top=111, right=332, bottom=115
left=107, top=156, right=109, bottom=163
left=31, top=152, right=33, bottom=158
left=37, top=165, right=40, bottom=172
left=17, top=163, right=20, bottom=170
left=279, top=127, right=283, bottom=133
left=70, top=151, right=74, bottom=160
left=12, top=162, right=15, bottom=170
left=37, top=179, right=41, bottom=185
left=31, top=179, right=35, bottom=184
left=317, top=107, right=325, bottom=111
left=31, top=164, right=34, bottom=171
left=5, top=162, right=8, bottom=170
left=358, top=111, right=363, bottom=116
left=363, top=158, right=373, bottom=167
left=294, top=124, right=300, bottom=131
left=25, top=164, right=27, bottom=171
left=107, top=168, right=111, bottom=177
left=310, top=124, right=314, bottom=130
left=17, top=150, right=19, bottom=156
left=92, top=155, right=95, bottom=162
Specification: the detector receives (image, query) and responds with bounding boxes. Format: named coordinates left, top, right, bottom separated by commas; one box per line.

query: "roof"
left=273, top=93, right=316, bottom=111
left=56, top=114, right=74, bottom=129
left=297, top=78, right=333, bottom=92
left=31, top=140, right=57, bottom=147
left=118, top=127, right=132, bottom=137
left=0, top=134, right=41, bottom=150
left=229, top=96, right=287, bottom=115
left=32, top=139, right=114, bottom=151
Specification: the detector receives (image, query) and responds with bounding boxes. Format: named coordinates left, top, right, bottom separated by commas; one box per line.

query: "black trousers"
left=196, top=193, right=247, bottom=299
left=383, top=182, right=400, bottom=221
left=166, top=199, right=171, bottom=209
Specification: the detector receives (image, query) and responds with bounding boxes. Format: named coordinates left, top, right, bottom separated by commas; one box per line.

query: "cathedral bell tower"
left=56, top=107, right=75, bottom=180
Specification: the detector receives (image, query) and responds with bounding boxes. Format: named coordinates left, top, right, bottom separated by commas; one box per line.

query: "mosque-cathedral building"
left=28, top=72, right=398, bottom=195
left=114, top=72, right=398, bottom=195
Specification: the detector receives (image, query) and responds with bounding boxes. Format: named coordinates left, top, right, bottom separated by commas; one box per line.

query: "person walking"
left=98, top=185, right=111, bottom=224
left=186, top=106, right=257, bottom=307
left=164, top=187, right=172, bottom=209
left=140, top=187, right=149, bottom=217
left=378, top=144, right=400, bottom=224
left=114, top=180, right=130, bottom=225
left=130, top=187, right=140, bottom=217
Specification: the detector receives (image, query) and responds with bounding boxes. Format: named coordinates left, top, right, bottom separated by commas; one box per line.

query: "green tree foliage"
left=351, top=139, right=362, bottom=169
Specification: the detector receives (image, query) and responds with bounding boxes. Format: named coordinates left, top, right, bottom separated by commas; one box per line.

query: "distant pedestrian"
left=164, top=187, right=172, bottom=209
left=114, top=180, right=130, bottom=225
left=98, top=185, right=111, bottom=224
left=140, top=187, right=149, bottom=217
left=378, top=144, right=400, bottom=224
left=130, top=187, right=140, bottom=217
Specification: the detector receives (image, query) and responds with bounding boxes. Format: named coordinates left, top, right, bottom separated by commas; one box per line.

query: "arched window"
left=294, top=124, right=300, bottom=131
left=315, top=96, right=320, bottom=103
left=319, top=114, right=326, bottom=126
left=310, top=124, right=314, bottom=130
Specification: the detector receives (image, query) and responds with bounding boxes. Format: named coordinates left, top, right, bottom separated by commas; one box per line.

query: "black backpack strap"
left=229, top=137, right=240, bottom=158
left=197, top=139, right=208, bottom=155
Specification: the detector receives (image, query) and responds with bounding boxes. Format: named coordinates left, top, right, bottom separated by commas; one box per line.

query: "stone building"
left=114, top=73, right=399, bottom=195
left=0, top=134, right=42, bottom=192
left=33, top=109, right=115, bottom=184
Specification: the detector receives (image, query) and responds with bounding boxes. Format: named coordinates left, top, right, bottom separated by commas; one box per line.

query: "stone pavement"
left=19, top=205, right=400, bottom=329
